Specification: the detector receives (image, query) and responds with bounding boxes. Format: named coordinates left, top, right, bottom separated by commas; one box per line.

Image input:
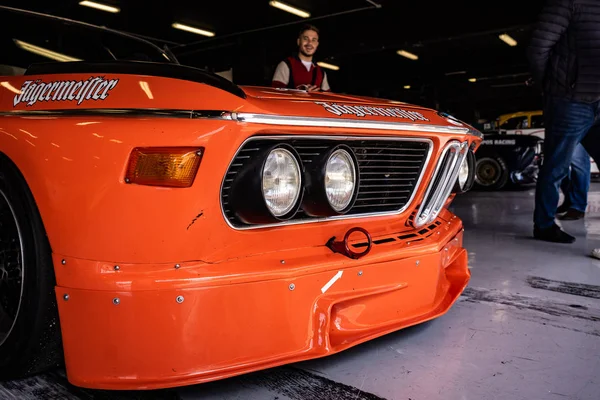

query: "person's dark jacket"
left=527, top=0, right=600, bottom=103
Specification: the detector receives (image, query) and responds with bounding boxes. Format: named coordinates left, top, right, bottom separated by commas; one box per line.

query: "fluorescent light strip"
left=79, top=1, right=120, bottom=13
left=498, top=33, right=517, bottom=47
left=269, top=1, right=310, bottom=18
left=317, top=61, right=339, bottom=71
left=172, top=23, right=215, bottom=37
left=14, top=39, right=82, bottom=62
left=404, top=85, right=411, bottom=89
left=445, top=71, right=466, bottom=76
left=397, top=50, right=418, bottom=60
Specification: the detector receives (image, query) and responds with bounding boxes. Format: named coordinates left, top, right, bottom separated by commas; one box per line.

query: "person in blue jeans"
left=531, top=97, right=599, bottom=243
left=556, top=143, right=590, bottom=220
left=527, top=0, right=600, bottom=244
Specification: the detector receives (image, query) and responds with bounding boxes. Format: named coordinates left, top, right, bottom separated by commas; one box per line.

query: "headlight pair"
left=229, top=144, right=359, bottom=224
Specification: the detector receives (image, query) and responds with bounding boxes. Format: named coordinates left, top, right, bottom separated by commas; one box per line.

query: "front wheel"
left=0, top=154, right=62, bottom=379
left=474, top=156, right=509, bottom=190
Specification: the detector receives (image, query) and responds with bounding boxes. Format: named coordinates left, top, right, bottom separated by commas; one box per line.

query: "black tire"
left=0, top=154, right=63, bottom=380
left=474, top=156, right=509, bottom=190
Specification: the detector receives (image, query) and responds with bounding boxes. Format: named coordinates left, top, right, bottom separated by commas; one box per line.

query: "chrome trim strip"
left=413, top=142, right=459, bottom=228
left=467, top=129, right=484, bottom=139
left=220, top=134, right=434, bottom=231
left=0, top=108, right=234, bottom=119
left=0, top=108, right=484, bottom=138
left=231, top=112, right=480, bottom=136
left=413, top=140, right=468, bottom=227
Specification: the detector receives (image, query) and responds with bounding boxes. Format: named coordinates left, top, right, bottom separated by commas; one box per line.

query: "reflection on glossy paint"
left=0, top=81, right=21, bottom=94
left=1, top=130, right=17, bottom=140
left=51, top=142, right=60, bottom=147
left=25, top=140, right=35, bottom=147
left=197, top=126, right=225, bottom=140
left=92, top=133, right=104, bottom=138
left=76, top=121, right=101, bottom=126
left=19, top=129, right=38, bottom=138
left=139, top=81, right=153, bottom=99
left=109, top=139, right=123, bottom=144
left=62, top=157, right=73, bottom=162
left=318, top=312, right=326, bottom=347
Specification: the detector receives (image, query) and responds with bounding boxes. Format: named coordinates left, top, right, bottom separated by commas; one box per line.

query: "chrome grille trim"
left=219, top=135, right=435, bottom=230
left=413, top=140, right=469, bottom=227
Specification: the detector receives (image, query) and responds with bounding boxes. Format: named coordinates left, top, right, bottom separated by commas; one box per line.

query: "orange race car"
left=0, top=7, right=481, bottom=390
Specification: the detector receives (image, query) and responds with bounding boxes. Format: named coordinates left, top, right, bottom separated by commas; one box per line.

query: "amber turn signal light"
left=125, top=147, right=204, bottom=188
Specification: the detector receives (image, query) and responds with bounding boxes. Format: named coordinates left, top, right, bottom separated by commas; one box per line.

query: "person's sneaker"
left=591, top=248, right=600, bottom=260
left=557, top=208, right=585, bottom=220
left=556, top=202, right=571, bottom=214
left=533, top=223, right=576, bottom=243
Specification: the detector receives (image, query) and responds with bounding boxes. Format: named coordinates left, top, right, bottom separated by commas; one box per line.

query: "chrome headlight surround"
left=414, top=140, right=469, bottom=227
left=229, top=144, right=304, bottom=224
left=302, top=144, right=359, bottom=216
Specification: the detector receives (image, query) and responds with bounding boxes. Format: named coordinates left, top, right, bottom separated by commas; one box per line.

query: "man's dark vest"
left=283, top=55, right=324, bottom=89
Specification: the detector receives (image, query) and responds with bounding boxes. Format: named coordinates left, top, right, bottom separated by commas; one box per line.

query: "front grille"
left=221, top=136, right=432, bottom=228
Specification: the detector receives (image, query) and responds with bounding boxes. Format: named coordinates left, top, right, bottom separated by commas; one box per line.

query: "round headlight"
left=301, top=145, right=359, bottom=217
left=262, top=148, right=302, bottom=217
left=452, top=149, right=476, bottom=193
left=325, top=149, right=356, bottom=211
left=458, top=156, right=469, bottom=189
left=228, top=144, right=304, bottom=224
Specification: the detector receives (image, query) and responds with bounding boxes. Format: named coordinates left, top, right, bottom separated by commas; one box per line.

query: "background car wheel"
left=474, top=156, right=509, bottom=190
left=0, top=154, right=62, bottom=380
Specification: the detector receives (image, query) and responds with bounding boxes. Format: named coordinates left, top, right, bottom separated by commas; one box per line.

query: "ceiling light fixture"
left=404, top=85, right=411, bottom=89
left=445, top=71, right=466, bottom=76
left=396, top=50, right=418, bottom=60
left=14, top=39, right=82, bottom=62
left=269, top=1, right=310, bottom=18
left=468, top=78, right=477, bottom=82
left=498, top=33, right=517, bottom=47
left=172, top=23, right=215, bottom=37
left=78, top=1, right=120, bottom=13
left=317, top=61, right=339, bottom=71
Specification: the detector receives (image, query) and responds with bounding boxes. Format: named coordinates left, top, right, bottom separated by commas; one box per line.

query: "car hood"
left=241, top=86, right=414, bottom=105
left=239, top=86, right=475, bottom=131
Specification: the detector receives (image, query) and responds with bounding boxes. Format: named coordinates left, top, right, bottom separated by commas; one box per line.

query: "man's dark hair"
left=298, top=24, right=319, bottom=38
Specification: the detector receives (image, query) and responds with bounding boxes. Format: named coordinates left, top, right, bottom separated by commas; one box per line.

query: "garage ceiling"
left=1, top=0, right=546, bottom=122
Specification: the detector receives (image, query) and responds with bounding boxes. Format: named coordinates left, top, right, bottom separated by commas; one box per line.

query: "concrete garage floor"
left=3, top=183, right=600, bottom=400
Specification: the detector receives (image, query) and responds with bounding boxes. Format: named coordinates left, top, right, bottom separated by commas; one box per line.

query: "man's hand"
left=297, top=84, right=319, bottom=92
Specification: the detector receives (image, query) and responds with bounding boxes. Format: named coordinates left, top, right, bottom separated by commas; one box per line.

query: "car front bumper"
left=53, top=212, right=469, bottom=390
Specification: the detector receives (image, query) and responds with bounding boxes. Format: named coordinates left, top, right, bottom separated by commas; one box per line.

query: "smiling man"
left=271, top=24, right=331, bottom=92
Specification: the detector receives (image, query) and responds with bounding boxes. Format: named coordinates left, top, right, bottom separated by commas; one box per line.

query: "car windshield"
left=0, top=6, right=177, bottom=75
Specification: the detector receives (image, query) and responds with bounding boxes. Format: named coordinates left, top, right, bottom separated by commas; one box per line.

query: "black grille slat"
left=351, top=203, right=406, bottom=208
left=221, top=137, right=430, bottom=227
left=359, top=165, right=422, bottom=170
